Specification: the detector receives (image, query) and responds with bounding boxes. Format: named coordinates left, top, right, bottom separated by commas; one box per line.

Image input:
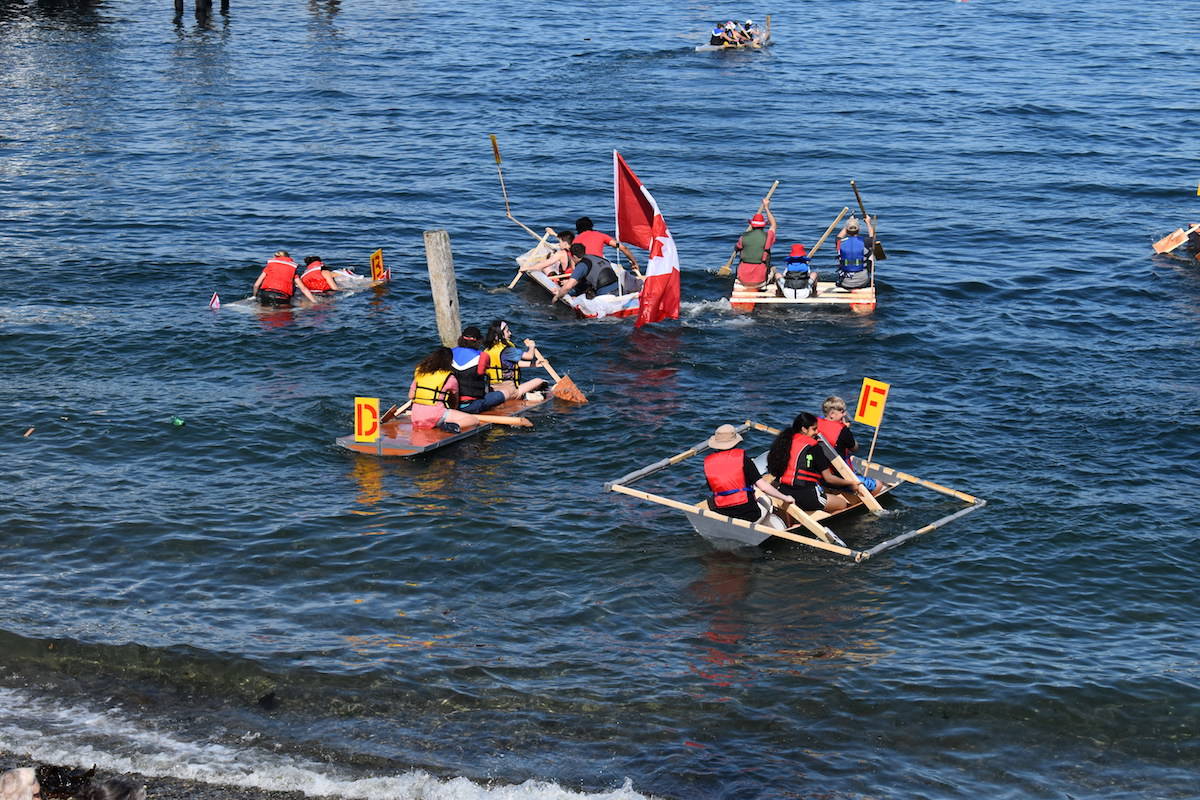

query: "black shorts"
left=707, top=497, right=761, bottom=522
left=257, top=289, right=293, bottom=306
left=780, top=482, right=827, bottom=512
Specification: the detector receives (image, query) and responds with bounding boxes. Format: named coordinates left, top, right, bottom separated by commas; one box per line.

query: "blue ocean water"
left=1, top=1, right=1198, bottom=798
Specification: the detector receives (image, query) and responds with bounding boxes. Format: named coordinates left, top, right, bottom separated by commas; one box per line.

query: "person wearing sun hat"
left=703, top=424, right=796, bottom=522
left=776, top=242, right=819, bottom=299
left=734, top=198, right=777, bottom=288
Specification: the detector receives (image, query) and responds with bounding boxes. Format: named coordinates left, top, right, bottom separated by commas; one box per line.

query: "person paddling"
left=483, top=319, right=542, bottom=395
left=521, top=229, right=575, bottom=277
left=452, top=326, right=545, bottom=414
left=835, top=216, right=875, bottom=290
left=766, top=412, right=865, bottom=514
left=251, top=250, right=319, bottom=306
left=704, top=424, right=797, bottom=522
left=816, top=396, right=879, bottom=493
left=734, top=200, right=777, bottom=288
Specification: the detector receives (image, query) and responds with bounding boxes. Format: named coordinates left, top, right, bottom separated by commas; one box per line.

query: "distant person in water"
left=251, top=250, right=318, bottom=306
left=298, top=255, right=343, bottom=293
left=574, top=217, right=640, bottom=272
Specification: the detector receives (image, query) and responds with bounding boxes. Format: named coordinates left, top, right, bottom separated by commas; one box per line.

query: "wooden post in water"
left=424, top=230, right=461, bottom=347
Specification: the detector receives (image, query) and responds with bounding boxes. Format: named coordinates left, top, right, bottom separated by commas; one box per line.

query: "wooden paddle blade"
left=473, top=414, right=533, bottom=427
left=1153, top=228, right=1187, bottom=253
left=379, top=404, right=400, bottom=424
left=551, top=374, right=588, bottom=404
left=873, top=241, right=888, bottom=261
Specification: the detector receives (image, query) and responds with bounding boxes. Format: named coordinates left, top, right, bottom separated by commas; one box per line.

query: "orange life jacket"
left=780, top=434, right=822, bottom=486
left=704, top=449, right=752, bottom=508
left=260, top=257, right=297, bottom=295
left=300, top=261, right=331, bottom=291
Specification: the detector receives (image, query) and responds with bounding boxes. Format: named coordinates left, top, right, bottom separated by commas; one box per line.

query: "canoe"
left=695, top=34, right=771, bottom=52
left=605, top=420, right=986, bottom=562
left=515, top=243, right=640, bottom=320
left=730, top=278, right=876, bottom=314
left=335, top=393, right=550, bottom=457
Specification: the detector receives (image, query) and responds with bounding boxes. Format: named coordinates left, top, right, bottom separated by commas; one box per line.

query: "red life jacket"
left=781, top=434, right=822, bottom=486
left=300, top=261, right=330, bottom=291
left=260, top=257, right=297, bottom=295
left=816, top=417, right=849, bottom=462
left=704, top=449, right=752, bottom=508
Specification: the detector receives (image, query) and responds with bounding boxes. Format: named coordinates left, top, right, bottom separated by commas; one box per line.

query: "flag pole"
left=612, top=149, right=626, bottom=277
left=866, top=420, right=882, bottom=463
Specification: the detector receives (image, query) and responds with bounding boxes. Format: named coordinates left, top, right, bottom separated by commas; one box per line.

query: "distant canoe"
left=335, top=393, right=549, bottom=458
left=695, top=35, right=771, bottom=53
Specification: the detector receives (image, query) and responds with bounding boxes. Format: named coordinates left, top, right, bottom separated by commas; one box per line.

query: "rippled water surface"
left=1, top=1, right=1198, bottom=798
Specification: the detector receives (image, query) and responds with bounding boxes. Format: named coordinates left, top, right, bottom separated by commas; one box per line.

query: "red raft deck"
left=335, top=394, right=550, bottom=457
left=730, top=279, right=877, bottom=313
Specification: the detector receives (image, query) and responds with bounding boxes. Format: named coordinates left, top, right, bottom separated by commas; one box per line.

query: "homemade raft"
left=515, top=242, right=640, bottom=320
left=695, top=16, right=771, bottom=51
left=604, top=420, right=985, bottom=562
left=335, top=394, right=549, bottom=458
left=730, top=279, right=877, bottom=314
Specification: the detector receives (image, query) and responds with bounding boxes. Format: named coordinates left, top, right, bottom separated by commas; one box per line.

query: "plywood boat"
left=335, top=394, right=549, bottom=458
left=605, top=420, right=985, bottom=562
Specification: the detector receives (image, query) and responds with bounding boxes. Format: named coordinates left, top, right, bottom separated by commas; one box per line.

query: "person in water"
left=520, top=229, right=575, bottom=276
left=452, top=326, right=545, bottom=413
left=766, top=412, right=865, bottom=513
left=574, top=216, right=640, bottom=272
left=483, top=319, right=541, bottom=395
left=816, top=395, right=880, bottom=493
left=251, top=250, right=319, bottom=306
left=835, top=216, right=875, bottom=290
left=407, top=346, right=482, bottom=433
left=704, top=424, right=797, bottom=522
left=552, top=243, right=622, bottom=301
left=734, top=200, right=777, bottom=288
left=298, top=255, right=343, bottom=293
left=776, top=243, right=818, bottom=298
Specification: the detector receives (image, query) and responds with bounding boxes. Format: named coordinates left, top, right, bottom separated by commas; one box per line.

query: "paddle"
left=380, top=401, right=411, bottom=424
left=769, top=496, right=845, bottom=547
left=850, top=180, right=887, bottom=261
left=808, top=207, right=849, bottom=260
left=508, top=227, right=557, bottom=289
left=473, top=414, right=533, bottom=428
left=489, top=134, right=542, bottom=241
left=1152, top=223, right=1200, bottom=254
left=717, top=180, right=780, bottom=277
left=817, top=433, right=885, bottom=515
left=530, top=344, right=588, bottom=403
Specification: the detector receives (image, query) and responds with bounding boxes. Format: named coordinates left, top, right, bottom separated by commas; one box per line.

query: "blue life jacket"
left=839, top=236, right=866, bottom=272
left=782, top=255, right=810, bottom=273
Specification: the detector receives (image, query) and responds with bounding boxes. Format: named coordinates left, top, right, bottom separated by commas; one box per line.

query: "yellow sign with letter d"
left=354, top=397, right=381, bottom=442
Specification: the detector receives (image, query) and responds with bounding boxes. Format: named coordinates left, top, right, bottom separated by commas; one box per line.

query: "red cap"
left=749, top=213, right=766, bottom=228
left=789, top=243, right=807, bottom=257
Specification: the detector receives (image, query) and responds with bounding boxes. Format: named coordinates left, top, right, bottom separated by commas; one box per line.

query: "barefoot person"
left=407, top=346, right=484, bottom=434
left=451, top=326, right=545, bottom=414
left=704, top=424, right=797, bottom=522
left=766, top=412, right=865, bottom=514
left=483, top=319, right=542, bottom=395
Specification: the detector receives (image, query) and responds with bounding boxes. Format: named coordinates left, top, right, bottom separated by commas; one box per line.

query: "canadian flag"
left=613, top=151, right=680, bottom=328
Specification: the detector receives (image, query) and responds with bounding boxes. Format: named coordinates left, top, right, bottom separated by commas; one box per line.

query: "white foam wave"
left=0, top=688, right=654, bottom=800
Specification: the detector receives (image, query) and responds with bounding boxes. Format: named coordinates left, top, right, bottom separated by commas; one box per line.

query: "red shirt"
left=574, top=230, right=612, bottom=257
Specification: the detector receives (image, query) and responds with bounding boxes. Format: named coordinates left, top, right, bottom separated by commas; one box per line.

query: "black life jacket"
left=450, top=346, right=488, bottom=400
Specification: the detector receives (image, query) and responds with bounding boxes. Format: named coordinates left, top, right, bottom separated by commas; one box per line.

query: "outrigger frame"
left=604, top=420, right=986, bottom=563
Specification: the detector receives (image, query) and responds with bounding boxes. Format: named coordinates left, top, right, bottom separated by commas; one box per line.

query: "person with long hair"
left=407, top=346, right=483, bottom=433
left=766, top=412, right=862, bottom=513
left=483, top=319, right=541, bottom=395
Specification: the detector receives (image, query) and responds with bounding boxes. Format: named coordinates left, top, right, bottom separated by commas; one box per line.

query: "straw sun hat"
left=707, top=424, right=743, bottom=450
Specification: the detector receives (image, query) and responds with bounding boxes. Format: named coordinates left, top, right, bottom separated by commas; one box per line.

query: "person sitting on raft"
left=251, top=250, right=319, bottom=306
left=298, top=255, right=343, bottom=293
left=709, top=22, right=732, bottom=46
left=452, top=326, right=545, bottom=414
left=551, top=243, right=622, bottom=302
left=817, top=395, right=879, bottom=493
left=734, top=200, right=777, bottom=289
left=520, top=229, right=575, bottom=277
left=834, top=216, right=875, bottom=290
left=407, top=346, right=484, bottom=434
left=766, top=412, right=867, bottom=514
left=776, top=243, right=818, bottom=298
left=483, top=319, right=542, bottom=395
left=704, top=424, right=798, bottom=522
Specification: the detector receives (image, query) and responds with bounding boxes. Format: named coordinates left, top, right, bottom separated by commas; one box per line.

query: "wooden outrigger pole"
left=606, top=420, right=987, bottom=562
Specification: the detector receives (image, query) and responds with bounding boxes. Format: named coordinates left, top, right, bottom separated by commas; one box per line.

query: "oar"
left=807, top=207, right=849, bottom=259
left=850, top=180, right=887, bottom=261
left=489, top=134, right=543, bottom=240
left=508, top=227, right=557, bottom=289
left=717, top=180, right=779, bottom=277
left=817, top=433, right=884, bottom=515
left=473, top=413, right=533, bottom=428
left=768, top=496, right=845, bottom=547
left=380, top=401, right=411, bottom=424
left=531, top=345, right=588, bottom=403
left=1152, top=223, right=1200, bottom=254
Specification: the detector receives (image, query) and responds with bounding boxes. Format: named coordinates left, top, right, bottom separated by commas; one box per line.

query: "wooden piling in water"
left=424, top=230, right=462, bottom=347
